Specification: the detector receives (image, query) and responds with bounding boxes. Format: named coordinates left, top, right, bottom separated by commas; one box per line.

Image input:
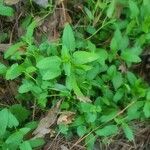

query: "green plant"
left=0, top=105, right=44, bottom=150
left=0, top=0, right=150, bottom=150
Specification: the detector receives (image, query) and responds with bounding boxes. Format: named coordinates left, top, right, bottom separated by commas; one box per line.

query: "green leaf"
left=127, top=71, right=137, bottom=85
left=84, top=7, right=94, bottom=20
left=96, top=125, right=118, bottom=137
left=61, top=46, right=71, bottom=76
left=18, top=80, right=34, bottom=93
left=7, top=111, right=19, bottom=128
left=122, top=123, right=134, bottom=141
left=6, top=63, right=22, bottom=80
left=100, top=110, right=118, bottom=123
left=41, top=69, right=61, bottom=80
left=24, top=20, right=37, bottom=44
left=19, top=141, right=32, bottom=150
left=59, top=124, right=69, bottom=135
left=97, top=49, right=108, bottom=65
left=9, top=104, right=30, bottom=123
left=0, top=4, right=14, bottom=16
left=25, top=66, right=37, bottom=74
left=67, top=74, right=91, bottom=102
left=110, top=28, right=122, bottom=51
left=113, top=88, right=124, bottom=102
left=85, top=134, right=96, bottom=150
left=37, top=56, right=61, bottom=80
left=28, top=138, right=45, bottom=148
left=0, top=109, right=9, bottom=136
left=127, top=101, right=144, bottom=120
left=36, top=56, right=61, bottom=69
left=146, top=90, right=150, bottom=100
left=6, top=128, right=30, bottom=144
left=129, top=0, right=139, bottom=18
left=79, top=102, right=101, bottom=113
left=121, top=50, right=141, bottom=63
left=0, top=62, right=7, bottom=75
left=62, top=23, right=75, bottom=51
left=25, top=121, right=38, bottom=130
left=73, top=51, right=99, bottom=64
left=0, top=109, right=19, bottom=136
left=107, top=0, right=116, bottom=18
left=112, top=72, right=123, bottom=90
left=85, top=112, right=97, bottom=123
left=77, top=126, right=87, bottom=137
left=143, top=101, right=150, bottom=118
left=4, top=42, right=25, bottom=59
left=107, top=65, right=116, bottom=77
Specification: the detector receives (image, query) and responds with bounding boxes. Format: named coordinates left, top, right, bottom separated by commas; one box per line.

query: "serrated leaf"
left=9, top=104, right=30, bottom=123
left=85, top=134, right=96, bottom=150
left=6, top=128, right=30, bottom=144
left=6, top=63, right=22, bottom=80
left=143, top=101, right=150, bottom=118
left=28, top=138, right=45, bottom=148
left=37, top=56, right=61, bottom=80
left=112, top=72, right=123, bottom=90
left=73, top=51, right=99, bottom=64
left=18, top=80, right=34, bottom=93
left=96, top=125, right=118, bottom=137
left=0, top=62, right=7, bottom=75
left=79, top=102, right=98, bottom=113
left=68, top=74, right=91, bottom=102
left=0, top=4, right=14, bottom=16
left=97, top=49, right=108, bottom=65
left=127, top=71, right=137, bottom=85
left=77, top=126, right=87, bottom=137
left=110, top=28, right=122, bottom=51
left=107, top=0, right=116, bottom=18
left=0, top=109, right=19, bottom=136
left=100, top=110, right=118, bottom=123
left=146, top=90, right=150, bottom=100
left=84, top=6, right=94, bottom=20
left=24, top=20, right=37, bottom=44
left=107, top=65, right=116, bottom=77
left=0, top=109, right=9, bottom=136
left=61, top=46, right=71, bottom=76
left=127, top=101, right=144, bottom=120
left=129, top=0, right=139, bottom=18
left=19, top=141, right=32, bottom=150
left=62, top=23, right=75, bottom=51
left=25, top=66, right=37, bottom=74
left=4, top=42, right=25, bottom=59
left=85, top=112, right=97, bottom=123
left=113, top=88, right=124, bottom=102
left=36, top=56, right=61, bottom=69
left=122, top=123, right=134, bottom=141
left=7, top=111, right=19, bottom=128
left=121, top=50, right=141, bottom=63
left=41, top=69, right=61, bottom=80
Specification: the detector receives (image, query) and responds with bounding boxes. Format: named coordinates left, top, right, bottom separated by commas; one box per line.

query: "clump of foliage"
left=0, top=0, right=150, bottom=149
left=0, top=105, right=45, bottom=150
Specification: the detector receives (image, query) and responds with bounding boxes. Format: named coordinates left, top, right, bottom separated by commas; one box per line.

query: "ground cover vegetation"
left=0, top=0, right=150, bottom=149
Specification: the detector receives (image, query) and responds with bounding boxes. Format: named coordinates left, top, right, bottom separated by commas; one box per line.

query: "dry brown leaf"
left=119, top=64, right=127, bottom=73
left=33, top=101, right=61, bottom=138
left=0, top=44, right=11, bottom=52
left=4, top=0, right=20, bottom=5
left=57, top=111, right=75, bottom=125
